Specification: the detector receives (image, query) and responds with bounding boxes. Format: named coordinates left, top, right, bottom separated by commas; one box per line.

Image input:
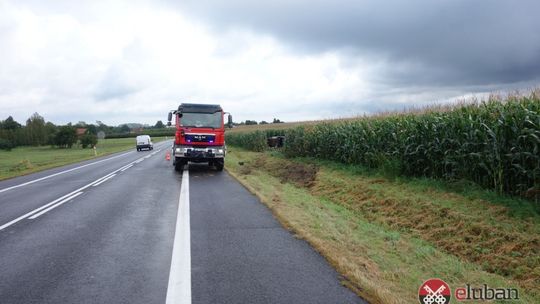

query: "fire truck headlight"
left=217, top=149, right=224, bottom=154
left=175, top=147, right=182, bottom=154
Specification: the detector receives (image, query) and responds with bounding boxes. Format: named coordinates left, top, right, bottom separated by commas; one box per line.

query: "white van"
left=136, top=135, right=153, bottom=151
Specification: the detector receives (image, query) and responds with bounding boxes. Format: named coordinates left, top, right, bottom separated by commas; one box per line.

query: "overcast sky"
left=1, top=0, right=539, bottom=126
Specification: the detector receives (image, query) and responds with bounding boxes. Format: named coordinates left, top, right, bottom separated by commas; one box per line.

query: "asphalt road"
left=0, top=140, right=365, bottom=304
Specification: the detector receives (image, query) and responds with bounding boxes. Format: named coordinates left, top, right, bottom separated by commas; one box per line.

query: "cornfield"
left=226, top=93, right=540, bottom=201
left=226, top=129, right=285, bottom=152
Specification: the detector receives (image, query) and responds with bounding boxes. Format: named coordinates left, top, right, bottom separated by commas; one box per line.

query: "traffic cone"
left=165, top=151, right=171, bottom=161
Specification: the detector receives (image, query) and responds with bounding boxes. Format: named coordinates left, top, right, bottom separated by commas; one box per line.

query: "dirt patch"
left=250, top=155, right=318, bottom=188
left=238, top=163, right=252, bottom=175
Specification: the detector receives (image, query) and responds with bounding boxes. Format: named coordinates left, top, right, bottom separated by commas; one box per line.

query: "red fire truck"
left=167, top=103, right=232, bottom=171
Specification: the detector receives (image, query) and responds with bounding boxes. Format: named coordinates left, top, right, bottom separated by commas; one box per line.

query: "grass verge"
left=0, top=137, right=169, bottom=180
left=225, top=147, right=539, bottom=304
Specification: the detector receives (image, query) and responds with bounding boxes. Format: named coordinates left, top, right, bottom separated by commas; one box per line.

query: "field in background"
left=228, top=96, right=486, bottom=134
left=231, top=121, right=319, bottom=133
left=227, top=92, right=540, bottom=202
left=225, top=148, right=540, bottom=303
left=0, top=136, right=169, bottom=180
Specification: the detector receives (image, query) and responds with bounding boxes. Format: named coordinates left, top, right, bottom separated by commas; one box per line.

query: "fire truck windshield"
left=180, top=112, right=222, bottom=129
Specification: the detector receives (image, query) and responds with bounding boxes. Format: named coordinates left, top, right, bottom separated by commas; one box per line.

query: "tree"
left=0, top=138, right=13, bottom=151
left=86, top=124, right=97, bottom=135
left=119, top=124, right=130, bottom=133
left=154, top=120, right=165, bottom=129
left=45, top=122, right=57, bottom=145
left=245, top=120, right=258, bottom=125
left=1, top=116, right=22, bottom=130
left=54, top=126, right=77, bottom=148
left=260, top=121, right=268, bottom=124
left=25, top=113, right=47, bottom=146
left=0, top=116, right=22, bottom=148
left=80, top=133, right=98, bottom=148
left=95, top=121, right=111, bottom=134
left=272, top=118, right=283, bottom=123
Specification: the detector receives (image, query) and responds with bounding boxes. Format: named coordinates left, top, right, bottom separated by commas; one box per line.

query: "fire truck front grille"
left=185, top=134, right=216, bottom=143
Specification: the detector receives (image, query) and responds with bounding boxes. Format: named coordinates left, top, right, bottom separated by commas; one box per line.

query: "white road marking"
left=90, top=172, right=116, bottom=186
left=0, top=185, right=90, bottom=231
left=0, top=141, right=169, bottom=194
left=166, top=169, right=191, bottom=304
left=120, top=165, right=133, bottom=172
left=116, top=162, right=137, bottom=172
left=29, top=192, right=84, bottom=219
left=92, top=174, right=116, bottom=187
left=0, top=148, right=164, bottom=231
left=0, top=151, right=131, bottom=193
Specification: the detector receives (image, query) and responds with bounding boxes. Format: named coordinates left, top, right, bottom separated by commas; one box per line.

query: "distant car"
left=136, top=135, right=153, bottom=151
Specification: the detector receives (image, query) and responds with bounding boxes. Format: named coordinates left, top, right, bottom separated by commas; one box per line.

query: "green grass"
left=0, top=137, right=169, bottom=180
left=225, top=147, right=539, bottom=304
left=284, top=154, right=540, bottom=217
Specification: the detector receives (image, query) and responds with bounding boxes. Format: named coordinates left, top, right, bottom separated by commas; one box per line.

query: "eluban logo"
left=418, top=279, right=451, bottom=304
left=454, top=284, right=519, bottom=301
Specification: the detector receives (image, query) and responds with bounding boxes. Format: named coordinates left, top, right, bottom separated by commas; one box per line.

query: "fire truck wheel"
left=215, top=160, right=224, bottom=171
left=174, top=160, right=186, bottom=171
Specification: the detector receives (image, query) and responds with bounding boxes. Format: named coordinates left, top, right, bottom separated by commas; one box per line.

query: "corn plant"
left=227, top=93, right=540, bottom=202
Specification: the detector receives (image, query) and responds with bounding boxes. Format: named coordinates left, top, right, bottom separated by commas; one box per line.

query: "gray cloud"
left=173, top=0, right=540, bottom=86
left=1, top=0, right=539, bottom=126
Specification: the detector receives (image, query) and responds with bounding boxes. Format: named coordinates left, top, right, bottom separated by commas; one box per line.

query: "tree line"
left=0, top=113, right=169, bottom=151
left=238, top=118, right=284, bottom=125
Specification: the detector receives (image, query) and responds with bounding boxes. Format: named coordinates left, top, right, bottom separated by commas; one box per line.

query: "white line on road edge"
left=92, top=174, right=116, bottom=187
left=0, top=151, right=131, bottom=194
left=0, top=141, right=168, bottom=194
left=166, top=169, right=191, bottom=304
left=29, top=192, right=84, bottom=219
left=0, top=148, right=163, bottom=231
